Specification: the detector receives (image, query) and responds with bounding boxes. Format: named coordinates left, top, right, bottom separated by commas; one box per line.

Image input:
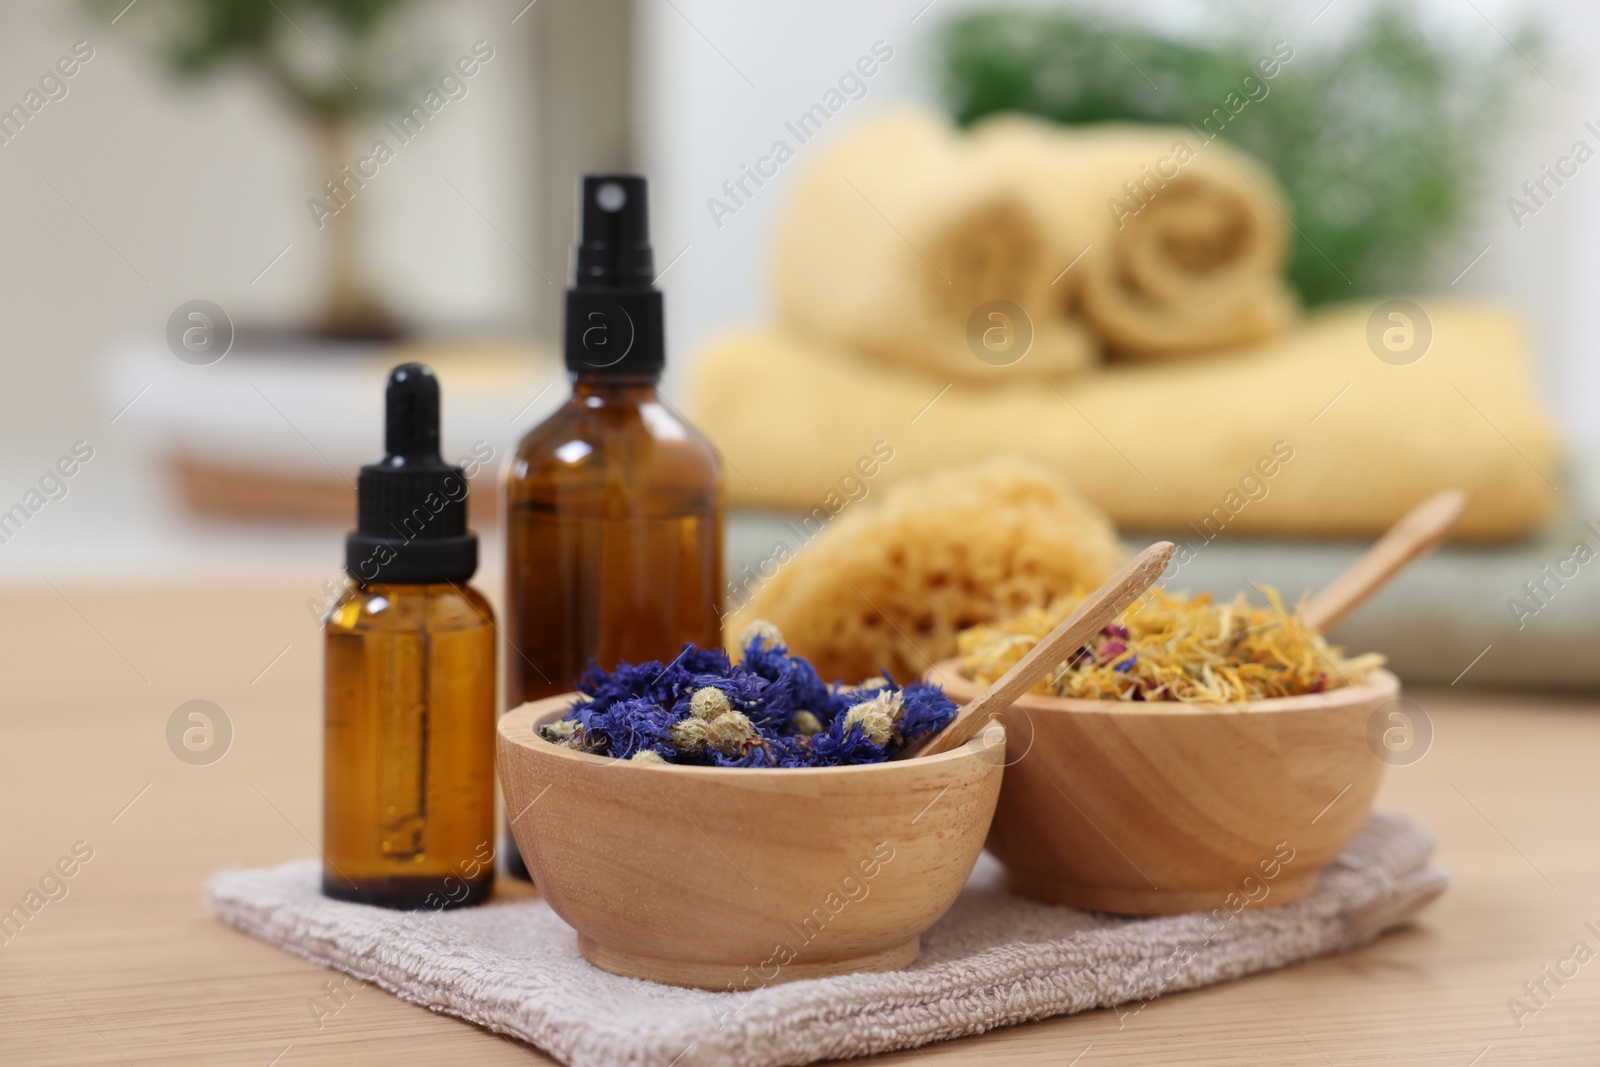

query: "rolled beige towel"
left=770, top=108, right=1099, bottom=382
left=770, top=108, right=1297, bottom=377
left=972, top=113, right=1298, bottom=359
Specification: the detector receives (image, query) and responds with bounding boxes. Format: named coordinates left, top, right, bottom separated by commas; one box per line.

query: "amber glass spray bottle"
left=503, top=176, right=724, bottom=876
left=324, top=363, right=496, bottom=908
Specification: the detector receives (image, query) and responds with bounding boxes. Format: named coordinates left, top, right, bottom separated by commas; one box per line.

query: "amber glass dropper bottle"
left=503, top=176, right=723, bottom=877
left=324, top=363, right=497, bottom=909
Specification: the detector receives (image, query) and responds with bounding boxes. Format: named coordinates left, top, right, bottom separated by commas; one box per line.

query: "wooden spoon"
left=1300, top=489, right=1467, bottom=634
left=900, top=540, right=1175, bottom=760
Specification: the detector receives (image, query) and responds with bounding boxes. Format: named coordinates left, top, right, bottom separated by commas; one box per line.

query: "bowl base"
left=1007, top=868, right=1320, bottom=916
left=578, top=934, right=921, bottom=990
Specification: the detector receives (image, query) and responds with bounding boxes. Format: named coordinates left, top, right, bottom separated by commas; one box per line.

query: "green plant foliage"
left=86, top=0, right=426, bottom=120
left=937, top=3, right=1543, bottom=305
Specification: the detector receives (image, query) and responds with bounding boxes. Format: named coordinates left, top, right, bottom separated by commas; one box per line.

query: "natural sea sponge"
left=726, top=459, right=1126, bottom=685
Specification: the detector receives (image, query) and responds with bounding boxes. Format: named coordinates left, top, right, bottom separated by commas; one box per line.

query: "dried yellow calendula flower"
left=959, top=586, right=1385, bottom=703
left=689, top=686, right=731, bottom=720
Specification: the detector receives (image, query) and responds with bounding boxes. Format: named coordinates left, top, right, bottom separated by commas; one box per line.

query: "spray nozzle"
left=563, top=175, right=666, bottom=375
left=575, top=175, right=655, bottom=290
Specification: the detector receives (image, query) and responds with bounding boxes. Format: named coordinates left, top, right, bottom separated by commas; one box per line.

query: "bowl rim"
left=499, top=693, right=1004, bottom=777
left=927, top=659, right=1400, bottom=717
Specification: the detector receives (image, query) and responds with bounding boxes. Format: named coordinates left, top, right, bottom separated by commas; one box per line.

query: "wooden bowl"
left=930, top=660, right=1400, bottom=915
left=497, top=695, right=1005, bottom=990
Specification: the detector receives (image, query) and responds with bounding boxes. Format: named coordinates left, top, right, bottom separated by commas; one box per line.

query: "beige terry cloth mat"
left=688, top=300, right=1558, bottom=541
left=770, top=109, right=1296, bottom=381
left=208, top=812, right=1445, bottom=1067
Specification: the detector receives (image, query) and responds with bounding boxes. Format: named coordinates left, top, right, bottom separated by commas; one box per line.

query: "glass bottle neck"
left=348, top=580, right=472, bottom=595
left=570, top=372, right=659, bottom=402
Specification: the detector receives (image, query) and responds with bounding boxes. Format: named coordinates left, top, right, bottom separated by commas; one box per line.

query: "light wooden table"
left=2, top=583, right=1597, bottom=1065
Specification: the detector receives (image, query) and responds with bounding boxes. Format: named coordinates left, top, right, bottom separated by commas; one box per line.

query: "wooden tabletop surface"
left=2, top=582, right=1597, bottom=1065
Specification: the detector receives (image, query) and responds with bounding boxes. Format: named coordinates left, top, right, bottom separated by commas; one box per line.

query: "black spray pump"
left=345, top=363, right=477, bottom=585
left=565, top=175, right=666, bottom=376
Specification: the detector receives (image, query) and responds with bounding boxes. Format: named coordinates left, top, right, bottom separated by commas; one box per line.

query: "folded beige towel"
left=769, top=109, right=1296, bottom=380
left=689, top=301, right=1557, bottom=541
left=208, top=811, right=1445, bottom=1067
left=973, top=114, right=1298, bottom=359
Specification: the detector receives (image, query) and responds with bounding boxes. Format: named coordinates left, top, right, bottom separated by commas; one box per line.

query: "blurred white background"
left=636, top=0, right=1600, bottom=449
left=0, top=0, right=1593, bottom=584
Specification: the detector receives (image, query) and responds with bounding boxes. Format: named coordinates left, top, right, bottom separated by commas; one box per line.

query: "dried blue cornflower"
left=546, top=621, right=959, bottom=767
left=737, top=626, right=834, bottom=732
left=842, top=690, right=902, bottom=746
left=688, top=687, right=732, bottom=720
left=569, top=696, right=679, bottom=760
left=792, top=710, right=824, bottom=736
left=737, top=619, right=785, bottom=652
left=806, top=716, right=889, bottom=766
left=549, top=723, right=602, bottom=754
left=538, top=720, right=576, bottom=744
left=576, top=645, right=736, bottom=715
left=896, top=682, right=961, bottom=742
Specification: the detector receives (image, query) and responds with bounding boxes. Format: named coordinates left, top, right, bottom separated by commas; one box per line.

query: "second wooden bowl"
left=931, top=660, right=1400, bottom=915
left=498, top=695, right=1005, bottom=989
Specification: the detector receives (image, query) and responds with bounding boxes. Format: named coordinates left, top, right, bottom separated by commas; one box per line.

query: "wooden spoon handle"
left=904, top=541, right=1175, bottom=760
left=1300, top=489, right=1467, bottom=634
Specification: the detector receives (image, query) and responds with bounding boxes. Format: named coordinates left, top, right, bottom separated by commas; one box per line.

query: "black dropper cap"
left=345, top=363, right=477, bottom=585
left=564, top=175, right=665, bottom=375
